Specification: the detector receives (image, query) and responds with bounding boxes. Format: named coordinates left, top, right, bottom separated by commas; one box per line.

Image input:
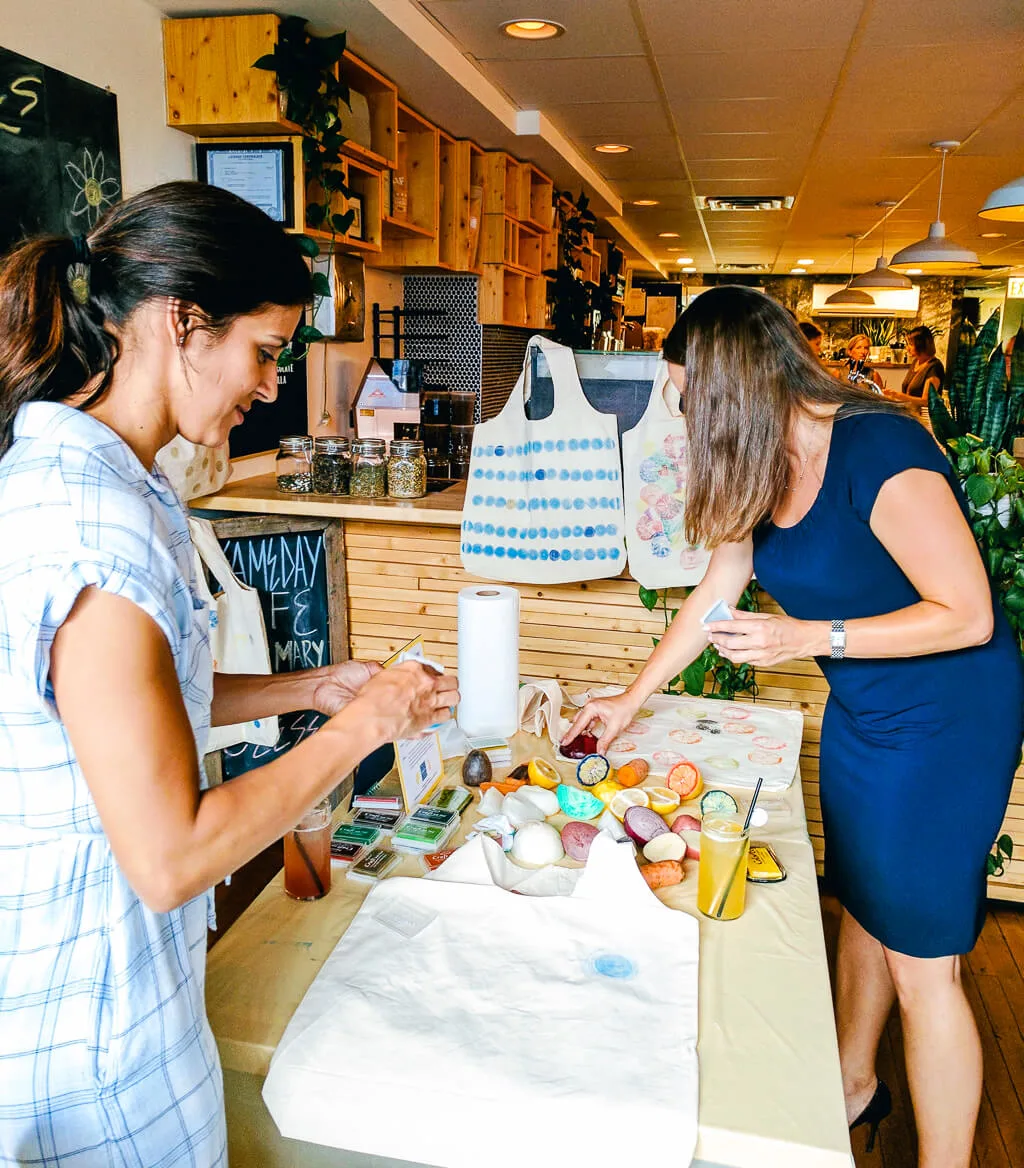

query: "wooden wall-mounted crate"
left=442, top=138, right=485, bottom=273
left=338, top=50, right=397, bottom=170
left=164, top=14, right=299, bottom=136
left=479, top=267, right=548, bottom=329
left=380, top=102, right=438, bottom=253
left=343, top=158, right=383, bottom=254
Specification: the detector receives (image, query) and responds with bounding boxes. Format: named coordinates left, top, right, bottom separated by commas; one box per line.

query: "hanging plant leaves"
left=331, top=210, right=356, bottom=235
left=296, top=234, right=321, bottom=258
left=296, top=324, right=325, bottom=345
left=310, top=271, right=332, bottom=298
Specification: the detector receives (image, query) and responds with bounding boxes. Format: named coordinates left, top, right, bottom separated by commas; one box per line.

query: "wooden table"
left=205, top=734, right=853, bottom=1168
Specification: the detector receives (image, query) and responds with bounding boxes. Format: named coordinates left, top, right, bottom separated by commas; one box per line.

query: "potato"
left=640, top=859, right=684, bottom=890
left=670, top=813, right=702, bottom=835
left=561, top=821, right=600, bottom=862
left=643, top=834, right=686, bottom=863
left=622, top=805, right=670, bottom=846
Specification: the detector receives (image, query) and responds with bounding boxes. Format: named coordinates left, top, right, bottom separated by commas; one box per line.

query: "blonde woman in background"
left=839, top=333, right=884, bottom=392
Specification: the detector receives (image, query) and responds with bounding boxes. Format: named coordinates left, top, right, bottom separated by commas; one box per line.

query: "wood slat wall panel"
left=344, top=520, right=1024, bottom=902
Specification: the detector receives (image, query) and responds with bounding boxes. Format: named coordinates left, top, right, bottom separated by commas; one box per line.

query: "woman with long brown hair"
left=566, top=285, right=1022, bottom=1167
left=0, top=182, right=457, bottom=1165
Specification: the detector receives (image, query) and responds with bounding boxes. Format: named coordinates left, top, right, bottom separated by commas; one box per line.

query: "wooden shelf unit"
left=440, top=136, right=485, bottom=273
left=379, top=102, right=439, bottom=261
left=479, top=266, right=549, bottom=329
left=343, top=157, right=383, bottom=254
left=337, top=49, right=397, bottom=170
left=478, top=150, right=557, bottom=325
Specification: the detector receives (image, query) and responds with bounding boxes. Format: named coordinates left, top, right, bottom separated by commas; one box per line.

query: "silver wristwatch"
left=830, top=620, right=846, bottom=660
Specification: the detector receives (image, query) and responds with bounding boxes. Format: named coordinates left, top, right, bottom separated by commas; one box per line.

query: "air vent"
left=695, top=196, right=794, bottom=212
left=717, top=262, right=771, bottom=272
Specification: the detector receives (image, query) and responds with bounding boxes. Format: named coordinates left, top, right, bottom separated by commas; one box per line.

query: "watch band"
left=830, top=619, right=846, bottom=660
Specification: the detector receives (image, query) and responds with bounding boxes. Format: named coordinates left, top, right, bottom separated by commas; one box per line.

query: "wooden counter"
left=192, top=479, right=1024, bottom=902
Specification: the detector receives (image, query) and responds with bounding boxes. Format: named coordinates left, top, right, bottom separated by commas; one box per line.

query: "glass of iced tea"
left=697, top=813, right=751, bottom=921
left=284, top=799, right=332, bottom=900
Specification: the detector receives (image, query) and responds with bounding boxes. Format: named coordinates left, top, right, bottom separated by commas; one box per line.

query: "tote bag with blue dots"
left=460, top=337, right=626, bottom=584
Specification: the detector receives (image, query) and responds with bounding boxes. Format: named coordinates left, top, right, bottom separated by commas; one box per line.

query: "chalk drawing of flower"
left=65, top=147, right=120, bottom=226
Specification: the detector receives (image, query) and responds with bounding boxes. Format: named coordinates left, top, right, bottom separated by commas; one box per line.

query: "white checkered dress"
left=0, top=404, right=226, bottom=1166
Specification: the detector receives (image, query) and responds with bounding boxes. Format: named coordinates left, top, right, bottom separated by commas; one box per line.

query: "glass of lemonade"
left=697, top=813, right=751, bottom=920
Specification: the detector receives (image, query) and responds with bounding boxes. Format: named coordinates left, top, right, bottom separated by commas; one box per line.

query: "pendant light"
left=979, top=173, right=1024, bottom=221
left=890, top=141, right=979, bottom=271
left=825, top=234, right=875, bottom=307
left=849, top=201, right=913, bottom=290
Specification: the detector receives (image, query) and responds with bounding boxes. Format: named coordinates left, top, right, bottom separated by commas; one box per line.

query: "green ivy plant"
left=253, top=15, right=354, bottom=353
left=638, top=583, right=760, bottom=700
left=544, top=190, right=596, bottom=349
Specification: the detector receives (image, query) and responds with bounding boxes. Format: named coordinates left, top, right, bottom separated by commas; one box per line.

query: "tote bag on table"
left=262, top=832, right=699, bottom=1168
left=460, top=336, right=626, bottom=584
left=622, top=361, right=711, bottom=589
left=189, top=517, right=279, bottom=752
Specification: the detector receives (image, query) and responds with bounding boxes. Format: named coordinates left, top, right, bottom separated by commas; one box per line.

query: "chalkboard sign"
left=228, top=338, right=308, bottom=458
left=0, top=46, right=122, bottom=256
left=198, top=515, right=348, bottom=779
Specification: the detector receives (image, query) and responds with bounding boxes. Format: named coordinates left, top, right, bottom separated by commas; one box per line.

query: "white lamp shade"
left=979, top=175, right=1024, bottom=221
left=890, top=222, right=978, bottom=270
left=848, top=256, right=914, bottom=290
left=824, top=285, right=875, bottom=307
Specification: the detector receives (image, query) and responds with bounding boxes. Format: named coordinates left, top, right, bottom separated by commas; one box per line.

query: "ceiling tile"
left=480, top=55, right=658, bottom=107
left=656, top=48, right=846, bottom=103
left=546, top=101, right=671, bottom=139
left=635, top=0, right=867, bottom=53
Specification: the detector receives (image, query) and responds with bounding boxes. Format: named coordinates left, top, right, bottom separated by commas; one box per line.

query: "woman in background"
left=0, top=181, right=457, bottom=1166
left=840, top=333, right=884, bottom=391
left=885, top=326, right=944, bottom=413
left=567, top=285, right=1022, bottom=1168
left=799, top=319, right=824, bottom=356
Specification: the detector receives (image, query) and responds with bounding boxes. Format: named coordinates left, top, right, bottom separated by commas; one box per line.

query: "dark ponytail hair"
left=0, top=180, right=312, bottom=454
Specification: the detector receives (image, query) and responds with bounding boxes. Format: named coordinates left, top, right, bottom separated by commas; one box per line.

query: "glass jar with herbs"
left=388, top=439, right=427, bottom=499
left=350, top=438, right=388, bottom=498
left=276, top=435, right=313, bottom=493
left=312, top=436, right=351, bottom=496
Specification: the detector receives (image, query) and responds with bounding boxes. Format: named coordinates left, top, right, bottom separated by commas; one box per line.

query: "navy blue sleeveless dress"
left=753, top=410, right=1023, bottom=958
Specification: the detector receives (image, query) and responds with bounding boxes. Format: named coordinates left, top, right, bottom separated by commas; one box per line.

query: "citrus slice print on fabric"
left=705, top=755, right=741, bottom=769
left=721, top=705, right=751, bottom=719
left=677, top=707, right=708, bottom=721
left=752, top=736, right=786, bottom=750
left=723, top=722, right=755, bottom=735
left=652, top=749, right=685, bottom=766
left=608, top=739, right=637, bottom=754
left=748, top=749, right=783, bottom=766
left=670, top=729, right=703, bottom=745
left=624, top=723, right=650, bottom=735
left=634, top=708, right=655, bottom=719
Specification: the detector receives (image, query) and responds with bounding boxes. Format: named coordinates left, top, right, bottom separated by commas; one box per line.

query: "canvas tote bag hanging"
left=460, top=336, right=626, bottom=584
left=622, top=361, right=711, bottom=590
left=189, top=517, right=279, bottom=752
left=262, top=832, right=700, bottom=1168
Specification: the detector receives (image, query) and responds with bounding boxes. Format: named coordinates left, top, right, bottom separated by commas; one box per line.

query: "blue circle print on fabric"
left=550, top=550, right=560, bottom=561
left=590, top=953, right=636, bottom=980
left=580, top=438, right=590, bottom=451
left=544, top=440, right=554, bottom=452
left=494, top=445, right=504, bottom=457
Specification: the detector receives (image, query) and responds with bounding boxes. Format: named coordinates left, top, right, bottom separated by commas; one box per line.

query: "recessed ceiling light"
left=905, top=268, right=923, bottom=275
left=797, top=258, right=814, bottom=265
left=658, top=231, right=680, bottom=238
left=790, top=267, right=806, bottom=274
left=682, top=266, right=698, bottom=273
left=501, top=19, right=565, bottom=39
left=632, top=199, right=659, bottom=206
left=980, top=232, right=1006, bottom=238
left=595, top=143, right=630, bottom=154
left=675, top=257, right=694, bottom=264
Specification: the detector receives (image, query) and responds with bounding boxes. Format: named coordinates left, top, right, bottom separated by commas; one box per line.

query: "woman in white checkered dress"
left=0, top=183, right=458, bottom=1166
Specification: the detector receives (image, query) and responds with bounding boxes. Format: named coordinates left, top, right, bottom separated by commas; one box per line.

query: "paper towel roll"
left=457, top=585, right=520, bottom=736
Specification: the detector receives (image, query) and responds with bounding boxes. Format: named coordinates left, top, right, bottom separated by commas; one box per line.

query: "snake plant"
left=929, top=310, right=1024, bottom=454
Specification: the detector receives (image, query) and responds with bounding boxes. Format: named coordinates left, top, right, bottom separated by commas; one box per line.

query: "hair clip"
left=67, top=263, right=90, bottom=306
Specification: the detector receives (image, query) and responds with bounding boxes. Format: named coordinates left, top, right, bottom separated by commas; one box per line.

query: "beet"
left=562, top=731, right=598, bottom=760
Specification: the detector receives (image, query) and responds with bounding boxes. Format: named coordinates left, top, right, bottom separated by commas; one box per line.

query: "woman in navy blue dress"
left=568, top=286, right=1023, bottom=1167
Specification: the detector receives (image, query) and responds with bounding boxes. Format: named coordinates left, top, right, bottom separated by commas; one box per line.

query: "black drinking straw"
left=293, top=831, right=326, bottom=897
left=713, top=776, right=763, bottom=919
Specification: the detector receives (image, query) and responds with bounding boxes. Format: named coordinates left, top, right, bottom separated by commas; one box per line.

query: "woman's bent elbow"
left=967, top=608, right=994, bottom=647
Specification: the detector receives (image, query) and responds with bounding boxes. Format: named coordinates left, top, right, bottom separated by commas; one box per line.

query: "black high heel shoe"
left=849, top=1079, right=892, bottom=1153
